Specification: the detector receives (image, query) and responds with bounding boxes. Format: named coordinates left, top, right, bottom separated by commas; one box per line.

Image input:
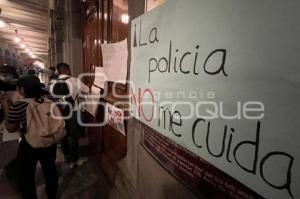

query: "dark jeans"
left=18, top=138, right=58, bottom=199
left=62, top=111, right=81, bottom=163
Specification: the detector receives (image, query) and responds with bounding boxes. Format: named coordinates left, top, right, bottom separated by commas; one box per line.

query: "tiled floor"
left=0, top=148, right=111, bottom=199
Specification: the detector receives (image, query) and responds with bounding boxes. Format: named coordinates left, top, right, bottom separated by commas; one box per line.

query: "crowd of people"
left=0, top=63, right=90, bottom=199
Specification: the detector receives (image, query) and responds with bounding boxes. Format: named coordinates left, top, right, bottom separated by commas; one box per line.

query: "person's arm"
left=2, top=99, right=18, bottom=132
left=5, top=119, right=19, bottom=133
left=4, top=101, right=27, bottom=133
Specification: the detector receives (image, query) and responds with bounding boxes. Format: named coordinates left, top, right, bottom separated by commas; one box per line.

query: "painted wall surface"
left=130, top=1, right=300, bottom=199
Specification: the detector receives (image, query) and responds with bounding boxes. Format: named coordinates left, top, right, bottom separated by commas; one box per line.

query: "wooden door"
left=82, top=0, right=101, bottom=154
left=82, top=0, right=129, bottom=180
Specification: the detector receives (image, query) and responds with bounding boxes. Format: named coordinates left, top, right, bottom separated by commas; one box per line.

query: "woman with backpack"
left=3, top=75, right=65, bottom=199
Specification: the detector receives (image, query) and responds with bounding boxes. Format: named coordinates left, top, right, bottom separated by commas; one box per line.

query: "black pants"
left=62, top=111, right=81, bottom=163
left=18, top=138, right=58, bottom=199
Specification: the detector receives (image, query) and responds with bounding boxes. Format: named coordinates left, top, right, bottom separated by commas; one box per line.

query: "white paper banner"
left=81, top=86, right=101, bottom=117
left=130, top=1, right=300, bottom=199
left=105, top=103, right=125, bottom=136
left=94, top=66, right=107, bottom=89
left=101, top=39, right=128, bottom=84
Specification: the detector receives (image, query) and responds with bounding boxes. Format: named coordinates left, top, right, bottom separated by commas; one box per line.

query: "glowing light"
left=33, top=60, right=45, bottom=69
left=121, top=14, right=129, bottom=24
left=14, top=37, right=21, bottom=43
left=20, top=43, right=26, bottom=48
left=25, top=48, right=30, bottom=52
left=0, top=20, right=6, bottom=28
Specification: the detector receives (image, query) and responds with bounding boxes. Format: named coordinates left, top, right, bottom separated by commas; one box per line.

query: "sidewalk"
left=0, top=149, right=111, bottom=199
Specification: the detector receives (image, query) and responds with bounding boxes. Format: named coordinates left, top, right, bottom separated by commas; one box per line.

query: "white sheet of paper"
left=94, top=67, right=107, bottom=89
left=82, top=86, right=101, bottom=116
left=130, top=1, right=300, bottom=198
left=101, top=39, right=128, bottom=84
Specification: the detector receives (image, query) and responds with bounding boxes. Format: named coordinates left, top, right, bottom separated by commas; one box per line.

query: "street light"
left=0, top=20, right=5, bottom=28
left=14, top=37, right=21, bottom=43
left=20, top=43, right=26, bottom=48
